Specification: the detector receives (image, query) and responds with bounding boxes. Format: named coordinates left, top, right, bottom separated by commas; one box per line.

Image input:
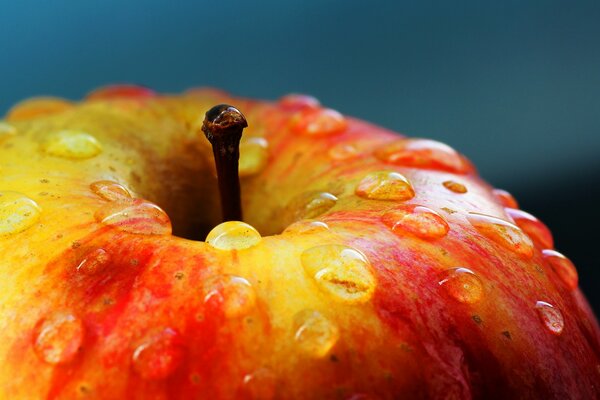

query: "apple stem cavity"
left=202, top=104, right=248, bottom=222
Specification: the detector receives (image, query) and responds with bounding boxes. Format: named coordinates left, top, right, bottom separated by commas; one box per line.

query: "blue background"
left=1, top=0, right=599, bottom=309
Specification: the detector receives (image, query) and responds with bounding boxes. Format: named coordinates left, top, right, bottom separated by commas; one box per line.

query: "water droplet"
left=0, top=191, right=42, bottom=236
left=493, top=188, right=518, bottom=208
left=438, top=268, right=484, bottom=304
left=239, top=137, right=269, bottom=177
left=290, top=108, right=347, bottom=136
left=329, top=142, right=361, bottom=160
left=95, top=199, right=172, bottom=235
left=87, top=84, right=156, bottom=100
left=132, top=327, right=184, bottom=380
left=355, top=171, right=415, bottom=201
left=468, top=212, right=534, bottom=259
left=535, top=301, right=564, bottom=335
left=374, top=138, right=470, bottom=174
left=203, top=275, right=257, bottom=318
left=301, top=245, right=376, bottom=304
left=33, top=312, right=84, bottom=364
left=90, top=180, right=132, bottom=202
left=0, top=122, right=17, bottom=142
left=542, top=249, right=578, bottom=290
left=242, top=368, right=277, bottom=400
left=293, top=309, right=339, bottom=358
left=443, top=180, right=467, bottom=194
left=382, top=205, right=449, bottom=240
left=44, top=130, right=102, bottom=159
left=76, top=248, right=111, bottom=275
left=205, top=221, right=261, bottom=250
left=7, top=97, right=73, bottom=121
left=283, top=220, right=330, bottom=235
left=505, top=208, right=554, bottom=249
left=287, top=191, right=338, bottom=221
left=278, top=93, right=320, bottom=111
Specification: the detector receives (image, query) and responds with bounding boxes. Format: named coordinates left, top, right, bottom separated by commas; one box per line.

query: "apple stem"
left=202, top=104, right=247, bottom=222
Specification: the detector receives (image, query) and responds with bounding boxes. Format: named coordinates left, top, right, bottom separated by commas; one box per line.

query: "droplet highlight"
left=33, top=312, right=84, bottom=364
left=355, top=171, right=415, bottom=201
left=287, top=191, right=337, bottom=221
left=44, top=130, right=102, bottom=159
left=278, top=93, right=320, bottom=111
left=283, top=220, right=330, bottom=235
left=443, top=180, right=467, bottom=194
left=90, top=180, right=132, bottom=202
left=382, top=205, right=449, bottom=240
left=203, top=275, right=257, bottom=318
left=132, top=328, right=184, bottom=380
left=95, top=199, right=172, bottom=235
left=505, top=208, right=554, bottom=249
left=0, top=191, right=41, bottom=236
left=242, top=368, right=277, bottom=400
left=76, top=248, right=111, bottom=275
left=329, top=142, right=361, bottom=161
left=535, top=301, right=564, bottom=335
left=468, top=212, right=534, bottom=259
left=290, top=108, right=347, bottom=136
left=542, top=249, right=578, bottom=290
left=438, top=268, right=484, bottom=304
left=301, top=244, right=376, bottom=304
left=205, top=221, right=261, bottom=250
left=239, top=137, right=269, bottom=177
left=0, top=122, right=17, bottom=142
left=293, top=309, right=339, bottom=358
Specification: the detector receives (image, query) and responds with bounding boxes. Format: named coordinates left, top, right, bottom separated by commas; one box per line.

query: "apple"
left=0, top=85, right=598, bottom=399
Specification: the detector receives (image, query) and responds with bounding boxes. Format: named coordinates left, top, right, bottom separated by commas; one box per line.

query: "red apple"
left=0, top=86, right=598, bottom=399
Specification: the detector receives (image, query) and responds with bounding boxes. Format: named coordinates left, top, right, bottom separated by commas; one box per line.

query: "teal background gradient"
left=1, top=0, right=599, bottom=308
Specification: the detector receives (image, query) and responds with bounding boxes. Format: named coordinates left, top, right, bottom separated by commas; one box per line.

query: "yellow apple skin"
left=0, top=87, right=598, bottom=399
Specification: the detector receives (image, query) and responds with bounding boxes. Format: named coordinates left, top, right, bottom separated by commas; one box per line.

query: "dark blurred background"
left=1, top=1, right=599, bottom=310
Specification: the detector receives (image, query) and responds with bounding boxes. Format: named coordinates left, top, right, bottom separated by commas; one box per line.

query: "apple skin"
left=0, top=86, right=598, bottom=399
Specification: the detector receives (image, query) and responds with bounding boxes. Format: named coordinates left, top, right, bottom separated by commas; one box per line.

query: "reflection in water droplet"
left=293, top=309, right=339, bottom=358
left=505, top=208, right=554, bottom=249
left=239, top=137, right=269, bottom=177
left=76, top=248, right=111, bottom=275
left=438, top=268, right=484, bottom=304
left=542, top=249, right=578, bottom=290
left=95, top=199, right=172, bottom=235
left=291, top=108, right=347, bottom=136
left=355, top=171, right=415, bottom=201
left=374, top=138, right=470, bottom=174
left=493, top=188, right=518, bottom=208
left=90, top=180, right=132, bottom=202
left=205, top=221, right=261, bottom=250
left=278, top=94, right=321, bottom=111
left=242, top=368, right=277, bottom=400
left=443, top=180, right=467, bottom=194
left=301, top=245, right=376, bottom=303
left=468, top=212, right=534, bottom=259
left=132, top=327, right=184, bottom=380
left=0, top=191, right=42, bottom=236
left=33, top=312, right=84, bottom=364
left=535, top=301, right=564, bottom=335
left=283, top=220, right=330, bottom=235
left=203, top=275, right=257, bottom=318
left=7, top=97, right=73, bottom=121
left=382, top=205, right=449, bottom=240
left=44, top=130, right=102, bottom=159
left=288, top=191, right=337, bottom=222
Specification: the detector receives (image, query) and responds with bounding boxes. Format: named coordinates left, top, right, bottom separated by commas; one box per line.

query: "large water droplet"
left=438, top=268, right=484, bottom=304
left=382, top=205, right=449, bottom=240
left=301, top=245, right=376, bottom=304
left=287, top=191, right=338, bottom=221
left=290, top=108, right=347, bottom=136
left=492, top=188, right=518, bottom=208
left=7, top=97, right=73, bottom=121
left=283, top=220, right=330, bottom=235
left=0, top=191, right=41, bottom=236
left=468, top=212, right=534, bottom=259
left=443, top=180, right=467, bottom=194
left=132, top=328, right=184, bottom=380
left=33, top=312, right=84, bottom=364
left=205, top=221, right=261, bottom=250
left=374, top=138, right=470, bottom=174
left=87, top=84, right=156, bottom=100
left=0, top=122, right=17, bottom=142
left=355, top=171, right=415, bottom=201
left=90, top=180, right=132, bottom=202
left=239, top=137, right=269, bottom=177
left=203, top=275, right=257, bottom=318
left=293, top=309, right=339, bottom=358
left=278, top=93, right=321, bottom=111
left=505, top=208, right=554, bottom=249
left=95, top=199, right=172, bottom=235
left=542, top=249, right=578, bottom=290
left=76, top=248, right=111, bottom=275
left=242, top=368, right=277, bottom=400
left=535, top=301, right=564, bottom=335
left=44, top=130, right=102, bottom=159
